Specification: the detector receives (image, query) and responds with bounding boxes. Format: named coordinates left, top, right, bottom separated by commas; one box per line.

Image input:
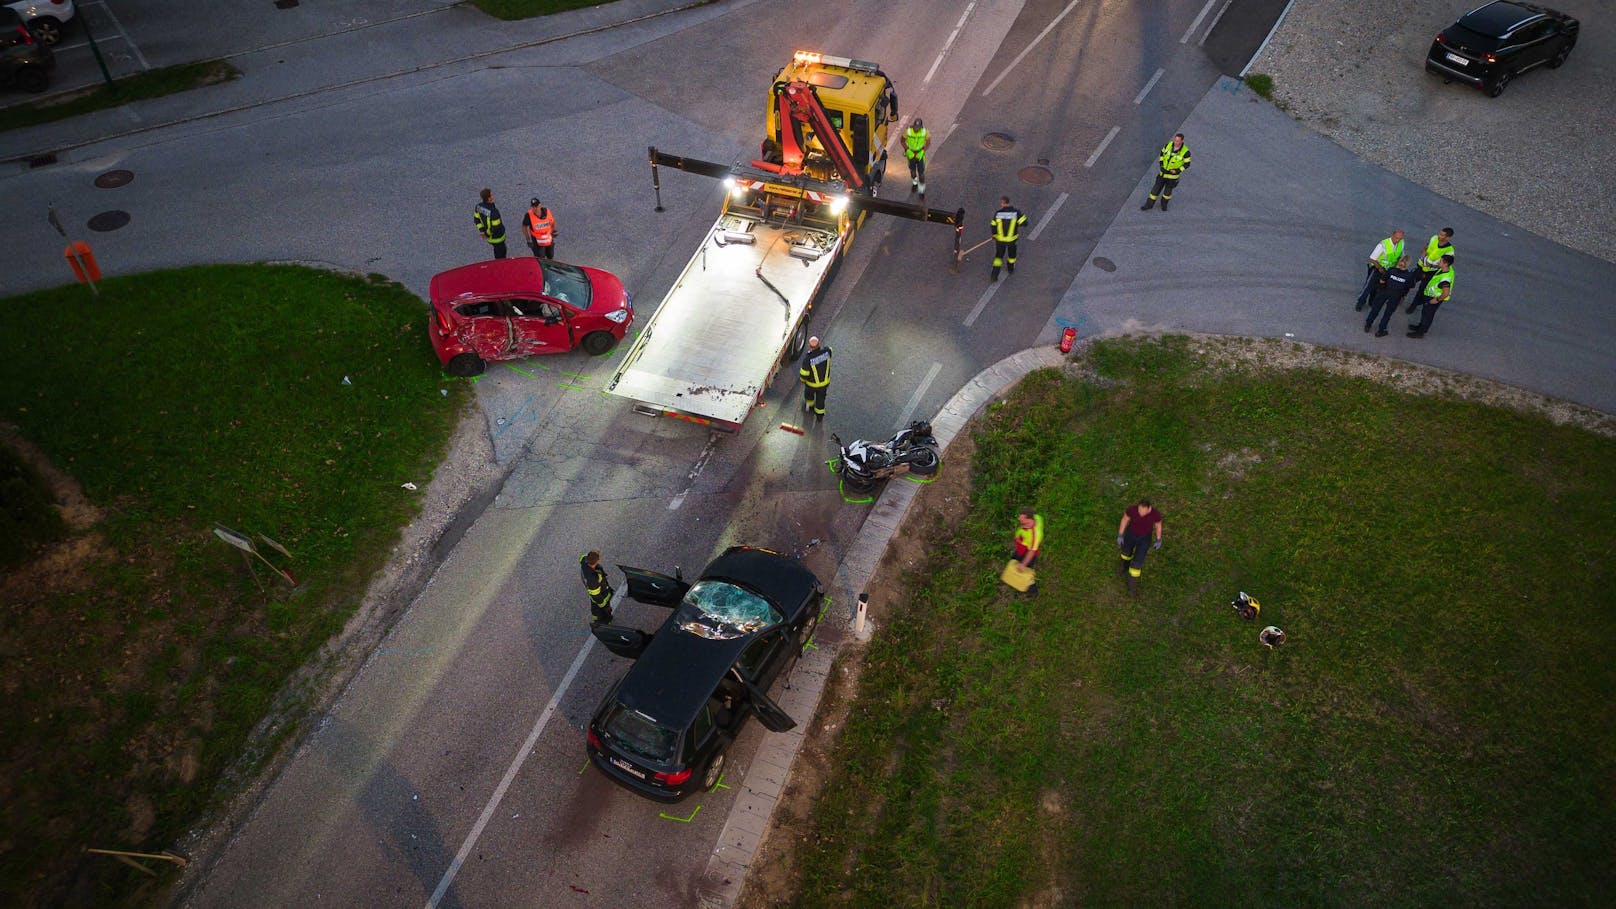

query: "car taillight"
left=653, top=767, right=692, bottom=786
left=1482, top=53, right=1497, bottom=63
left=1435, top=32, right=1445, bottom=44
left=433, top=306, right=453, bottom=334
left=586, top=729, right=600, bottom=749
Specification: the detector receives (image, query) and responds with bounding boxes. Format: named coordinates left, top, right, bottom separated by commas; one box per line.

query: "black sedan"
left=1425, top=1, right=1578, bottom=97
left=585, top=546, right=825, bottom=802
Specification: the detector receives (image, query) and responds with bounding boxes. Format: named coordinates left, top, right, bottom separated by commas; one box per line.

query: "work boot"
left=1375, top=329, right=1388, bottom=337
left=1363, top=323, right=1372, bottom=332
left=1027, top=582, right=1039, bottom=598
left=1406, top=331, right=1424, bottom=339
left=1160, top=198, right=1170, bottom=211
left=815, top=411, right=823, bottom=423
left=1127, top=575, right=1138, bottom=596
left=1116, top=557, right=1128, bottom=579
left=918, top=182, right=926, bottom=195
left=1140, top=198, right=1155, bottom=210
left=911, top=180, right=919, bottom=193
left=990, top=269, right=1000, bottom=282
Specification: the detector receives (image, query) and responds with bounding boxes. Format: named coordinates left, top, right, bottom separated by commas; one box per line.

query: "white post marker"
left=854, top=592, right=869, bottom=637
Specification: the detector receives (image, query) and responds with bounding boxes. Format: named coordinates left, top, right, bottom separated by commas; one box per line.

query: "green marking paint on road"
left=839, top=479, right=874, bottom=504
left=558, top=383, right=588, bottom=391
left=659, top=805, right=702, bottom=823
left=579, top=760, right=590, bottom=775
left=904, top=473, right=938, bottom=484
left=504, top=363, right=538, bottom=378
left=559, top=370, right=589, bottom=379
left=714, top=773, right=732, bottom=791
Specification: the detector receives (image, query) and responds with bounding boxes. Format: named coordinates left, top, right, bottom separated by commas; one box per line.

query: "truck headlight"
left=829, top=195, right=849, bottom=214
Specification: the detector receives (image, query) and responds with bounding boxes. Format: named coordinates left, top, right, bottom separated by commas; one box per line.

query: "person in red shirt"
left=1116, top=499, right=1163, bottom=594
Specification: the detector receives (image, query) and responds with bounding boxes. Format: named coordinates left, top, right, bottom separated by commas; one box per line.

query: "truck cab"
left=762, top=50, right=897, bottom=193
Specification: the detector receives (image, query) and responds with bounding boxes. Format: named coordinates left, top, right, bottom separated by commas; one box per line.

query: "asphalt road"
left=9, top=0, right=1607, bottom=907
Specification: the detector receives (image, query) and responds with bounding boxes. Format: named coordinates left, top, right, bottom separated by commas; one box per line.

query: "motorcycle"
left=830, top=420, right=941, bottom=490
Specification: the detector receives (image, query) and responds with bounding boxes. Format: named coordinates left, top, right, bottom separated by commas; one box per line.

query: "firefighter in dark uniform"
left=1140, top=133, right=1190, bottom=211
left=990, top=196, right=1028, bottom=281
left=1116, top=498, right=1163, bottom=595
left=580, top=550, right=613, bottom=625
left=799, top=336, right=832, bottom=422
left=474, top=188, right=507, bottom=259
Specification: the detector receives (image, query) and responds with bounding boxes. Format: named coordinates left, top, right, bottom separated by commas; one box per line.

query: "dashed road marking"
left=1028, top=192, right=1069, bottom=241
left=1085, top=126, right=1120, bottom=168
left=1134, top=67, right=1165, bottom=104
left=1181, top=0, right=1220, bottom=44
left=982, top=0, right=1084, bottom=96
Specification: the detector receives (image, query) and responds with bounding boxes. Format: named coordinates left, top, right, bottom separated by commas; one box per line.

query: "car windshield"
left=674, top=580, right=782, bottom=641
left=600, top=706, right=678, bottom=763
left=540, top=261, right=593, bottom=310
left=1447, top=22, right=1504, bottom=52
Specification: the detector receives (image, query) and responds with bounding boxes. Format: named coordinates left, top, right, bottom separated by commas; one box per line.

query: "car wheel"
left=1548, top=41, right=1574, bottom=68
left=28, top=17, right=63, bottom=46
left=446, top=352, right=485, bottom=377
left=908, top=447, right=940, bottom=476
left=701, top=752, right=726, bottom=791
left=1485, top=70, right=1512, bottom=97
left=14, top=65, right=49, bottom=94
left=581, top=331, right=617, bottom=356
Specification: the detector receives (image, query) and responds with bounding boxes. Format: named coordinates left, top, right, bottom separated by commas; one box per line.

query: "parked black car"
left=586, top=546, right=826, bottom=802
left=1425, top=1, right=1578, bottom=97
left=1, top=7, right=53, bottom=93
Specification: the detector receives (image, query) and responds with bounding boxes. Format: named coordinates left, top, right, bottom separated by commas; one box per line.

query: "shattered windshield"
left=674, top=580, right=782, bottom=641
left=540, top=261, right=593, bottom=309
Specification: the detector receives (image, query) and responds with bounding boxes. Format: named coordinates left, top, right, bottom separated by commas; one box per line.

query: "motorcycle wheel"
left=908, top=447, right=941, bottom=476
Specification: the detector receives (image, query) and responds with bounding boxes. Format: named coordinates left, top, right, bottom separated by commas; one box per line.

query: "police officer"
left=990, top=196, right=1027, bottom=281
left=1411, top=227, right=1455, bottom=310
left=799, top=336, right=832, bottom=422
left=474, top=188, right=507, bottom=259
left=1355, top=229, right=1405, bottom=311
left=522, top=197, right=557, bottom=260
left=1140, top=133, right=1191, bottom=211
left=904, top=117, right=931, bottom=194
left=580, top=550, right=613, bottom=626
left=1407, top=255, right=1455, bottom=339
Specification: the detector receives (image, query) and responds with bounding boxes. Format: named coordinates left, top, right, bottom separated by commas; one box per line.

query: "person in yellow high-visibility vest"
left=1140, top=133, right=1191, bottom=211
left=798, top=336, right=832, bottom=422
left=990, top=196, right=1028, bottom=281
left=1012, top=509, right=1044, bottom=597
left=903, top=117, right=930, bottom=194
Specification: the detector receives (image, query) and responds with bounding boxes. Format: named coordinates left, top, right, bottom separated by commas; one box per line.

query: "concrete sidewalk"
left=1039, top=78, right=1616, bottom=416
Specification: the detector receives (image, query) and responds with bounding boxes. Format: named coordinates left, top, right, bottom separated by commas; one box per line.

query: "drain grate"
left=94, top=169, right=134, bottom=189
left=274, top=0, right=299, bottom=8
left=87, top=210, right=132, bottom=232
left=29, top=153, right=58, bottom=169
left=982, top=132, right=1015, bottom=151
left=1018, top=165, right=1053, bottom=185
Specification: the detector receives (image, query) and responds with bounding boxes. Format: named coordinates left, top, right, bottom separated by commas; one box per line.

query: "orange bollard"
left=64, top=241, right=102, bottom=283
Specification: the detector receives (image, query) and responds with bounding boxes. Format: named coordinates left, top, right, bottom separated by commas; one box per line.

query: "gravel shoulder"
left=1249, top=0, right=1615, bottom=264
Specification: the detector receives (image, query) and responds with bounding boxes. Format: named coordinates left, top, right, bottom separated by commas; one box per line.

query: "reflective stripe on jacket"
left=904, top=127, right=929, bottom=161
left=474, top=202, right=505, bottom=243
left=1158, top=141, right=1191, bottom=176
left=992, top=206, right=1027, bottom=242
left=799, top=347, right=832, bottom=387
left=580, top=556, right=608, bottom=595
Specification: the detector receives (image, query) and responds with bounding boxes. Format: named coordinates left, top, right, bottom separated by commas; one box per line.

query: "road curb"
left=698, top=344, right=1067, bottom=908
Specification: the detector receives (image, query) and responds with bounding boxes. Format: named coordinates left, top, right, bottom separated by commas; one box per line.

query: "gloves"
left=1116, top=535, right=1124, bottom=548
left=1152, top=539, right=1162, bottom=551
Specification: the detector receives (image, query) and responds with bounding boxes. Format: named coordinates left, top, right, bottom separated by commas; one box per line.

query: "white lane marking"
left=924, top=1, right=976, bottom=85
left=1134, top=67, right=1165, bottom=104
left=1181, top=0, right=1220, bottom=44
left=425, top=622, right=605, bottom=909
left=1201, top=0, right=1235, bottom=46
left=1028, top=192, right=1069, bottom=241
left=894, top=362, right=944, bottom=431
left=1241, top=0, right=1300, bottom=77
left=963, top=281, right=1002, bottom=327
left=981, top=0, right=1084, bottom=97
left=668, top=434, right=719, bottom=510
left=89, top=0, right=151, bottom=71
left=1084, top=126, right=1120, bottom=168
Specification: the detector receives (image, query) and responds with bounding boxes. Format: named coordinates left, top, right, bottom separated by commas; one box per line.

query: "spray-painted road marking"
left=894, top=361, right=943, bottom=431
left=559, top=371, right=589, bottom=379
left=492, top=394, right=537, bottom=440
left=1085, top=126, right=1120, bottom=168
left=503, top=363, right=539, bottom=378
left=924, top=1, right=976, bottom=85
left=1181, top=0, right=1220, bottom=43
left=1028, top=192, right=1070, bottom=241
left=659, top=805, right=701, bottom=823
left=982, top=0, right=1084, bottom=96
left=1134, top=67, right=1165, bottom=104
left=425, top=604, right=611, bottom=909
left=557, top=383, right=589, bottom=391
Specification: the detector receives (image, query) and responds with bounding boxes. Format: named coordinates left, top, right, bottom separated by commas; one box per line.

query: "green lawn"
left=787, top=337, right=1616, bottom=907
left=0, top=266, right=467, bottom=905
left=0, top=60, right=237, bottom=134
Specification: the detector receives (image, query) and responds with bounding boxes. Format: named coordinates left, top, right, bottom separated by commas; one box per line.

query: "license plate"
left=609, top=756, right=646, bottom=779
left=1444, top=52, right=1468, bottom=65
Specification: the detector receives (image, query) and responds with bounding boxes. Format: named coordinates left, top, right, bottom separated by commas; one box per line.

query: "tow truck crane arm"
left=763, top=80, right=867, bottom=190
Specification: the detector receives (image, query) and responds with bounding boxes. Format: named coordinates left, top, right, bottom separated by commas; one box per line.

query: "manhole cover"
left=982, top=132, right=1015, bottom=151
left=87, top=210, right=131, bottom=232
left=1092, top=256, right=1117, bottom=272
left=94, top=169, right=134, bottom=189
left=1018, top=165, right=1053, bottom=185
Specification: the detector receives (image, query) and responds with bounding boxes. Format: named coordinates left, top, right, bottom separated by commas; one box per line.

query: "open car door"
left=734, top=667, right=796, bottom=733
left=591, top=625, right=653, bottom=660
left=618, top=565, right=690, bottom=608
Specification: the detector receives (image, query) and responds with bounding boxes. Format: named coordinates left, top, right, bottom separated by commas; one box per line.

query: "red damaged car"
left=428, top=258, right=633, bottom=376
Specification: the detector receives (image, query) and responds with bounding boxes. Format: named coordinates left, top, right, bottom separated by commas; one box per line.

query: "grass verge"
left=0, top=265, right=468, bottom=906
left=0, top=441, right=66, bottom=568
left=1243, top=72, right=1275, bottom=100
left=0, top=60, right=238, bottom=135
left=783, top=336, right=1616, bottom=907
